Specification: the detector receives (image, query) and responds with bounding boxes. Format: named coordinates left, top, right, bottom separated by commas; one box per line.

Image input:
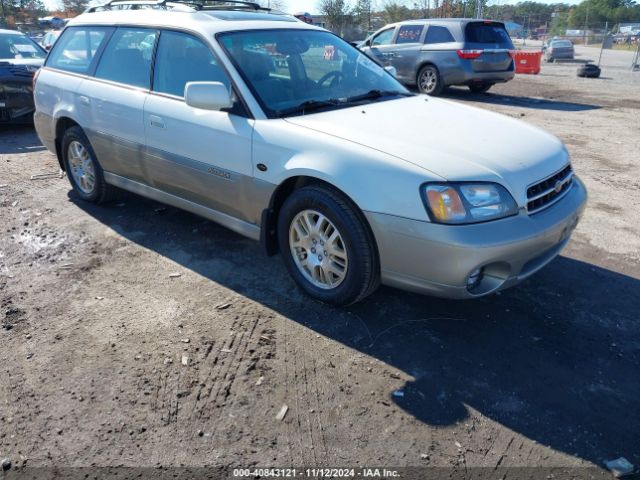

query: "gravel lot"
left=1, top=45, right=639, bottom=478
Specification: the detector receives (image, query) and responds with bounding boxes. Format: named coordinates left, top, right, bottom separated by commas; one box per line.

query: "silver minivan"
left=360, top=19, right=515, bottom=95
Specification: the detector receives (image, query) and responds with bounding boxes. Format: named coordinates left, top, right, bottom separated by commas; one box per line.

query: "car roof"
left=0, top=29, right=27, bottom=35
left=67, top=7, right=321, bottom=36
left=393, top=18, right=503, bottom=26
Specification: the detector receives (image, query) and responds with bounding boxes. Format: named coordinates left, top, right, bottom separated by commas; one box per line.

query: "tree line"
left=318, top=0, right=640, bottom=38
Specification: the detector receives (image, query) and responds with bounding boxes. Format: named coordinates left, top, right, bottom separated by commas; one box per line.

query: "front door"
left=361, top=27, right=397, bottom=67
left=143, top=30, right=255, bottom=223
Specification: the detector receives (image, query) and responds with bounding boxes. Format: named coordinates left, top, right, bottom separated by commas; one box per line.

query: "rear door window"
left=464, top=22, right=513, bottom=48
left=396, top=25, right=424, bottom=44
left=424, top=26, right=456, bottom=44
left=46, top=27, right=111, bottom=74
left=95, top=27, right=157, bottom=88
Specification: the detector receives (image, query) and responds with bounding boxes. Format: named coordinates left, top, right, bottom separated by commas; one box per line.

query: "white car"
left=33, top=1, right=587, bottom=305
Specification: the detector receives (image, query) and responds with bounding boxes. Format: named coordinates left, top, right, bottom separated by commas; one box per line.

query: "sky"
left=45, top=0, right=582, bottom=17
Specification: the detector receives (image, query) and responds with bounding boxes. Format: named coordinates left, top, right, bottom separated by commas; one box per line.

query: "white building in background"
left=619, top=23, right=640, bottom=34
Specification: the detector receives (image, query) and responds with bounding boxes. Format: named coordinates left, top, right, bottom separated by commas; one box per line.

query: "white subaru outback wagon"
left=33, top=1, right=587, bottom=305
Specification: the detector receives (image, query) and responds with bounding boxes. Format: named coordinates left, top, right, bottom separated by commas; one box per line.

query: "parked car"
left=359, top=19, right=515, bottom=95
left=41, top=29, right=62, bottom=51
left=33, top=6, right=586, bottom=305
left=0, top=28, right=46, bottom=124
left=544, top=39, right=574, bottom=62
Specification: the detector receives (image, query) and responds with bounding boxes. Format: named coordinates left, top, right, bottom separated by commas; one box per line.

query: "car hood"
left=0, top=58, right=44, bottom=66
left=284, top=95, right=569, bottom=206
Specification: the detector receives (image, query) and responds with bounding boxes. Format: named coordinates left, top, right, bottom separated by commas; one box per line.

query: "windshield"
left=218, top=29, right=411, bottom=118
left=0, top=32, right=46, bottom=60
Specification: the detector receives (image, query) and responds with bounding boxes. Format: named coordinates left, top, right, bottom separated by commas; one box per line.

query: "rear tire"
left=468, top=83, right=493, bottom=94
left=417, top=65, right=444, bottom=96
left=277, top=185, right=380, bottom=306
left=61, top=126, right=114, bottom=204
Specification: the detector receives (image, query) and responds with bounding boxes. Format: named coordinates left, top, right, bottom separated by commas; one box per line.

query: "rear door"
left=463, top=21, right=514, bottom=73
left=143, top=30, right=255, bottom=222
left=77, top=26, right=157, bottom=183
left=389, top=24, right=425, bottom=81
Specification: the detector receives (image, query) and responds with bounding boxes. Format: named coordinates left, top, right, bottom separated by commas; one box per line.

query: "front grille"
left=527, top=164, right=573, bottom=214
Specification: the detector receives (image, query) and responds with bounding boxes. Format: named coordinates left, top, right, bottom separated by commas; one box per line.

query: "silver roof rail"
left=85, top=0, right=265, bottom=12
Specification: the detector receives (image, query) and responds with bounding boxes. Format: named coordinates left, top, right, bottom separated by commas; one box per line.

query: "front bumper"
left=365, top=176, right=587, bottom=299
left=0, top=82, right=35, bottom=124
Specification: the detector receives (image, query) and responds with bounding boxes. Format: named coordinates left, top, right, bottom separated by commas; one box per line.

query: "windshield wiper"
left=344, top=89, right=413, bottom=104
left=275, top=99, right=343, bottom=118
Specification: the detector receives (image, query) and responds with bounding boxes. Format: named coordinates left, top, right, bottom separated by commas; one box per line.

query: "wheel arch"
left=416, top=61, right=439, bottom=83
left=260, top=175, right=379, bottom=263
left=54, top=116, right=81, bottom=171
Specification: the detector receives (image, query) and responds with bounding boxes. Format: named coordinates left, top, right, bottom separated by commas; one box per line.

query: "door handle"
left=79, top=95, right=90, bottom=106
left=149, top=115, right=165, bottom=129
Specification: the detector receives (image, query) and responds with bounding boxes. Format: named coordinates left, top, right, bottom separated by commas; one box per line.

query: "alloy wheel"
left=67, top=140, right=96, bottom=195
left=289, top=209, right=348, bottom=289
left=419, top=68, right=438, bottom=93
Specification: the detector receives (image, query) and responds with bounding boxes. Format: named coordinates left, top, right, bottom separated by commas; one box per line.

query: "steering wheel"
left=317, top=70, right=344, bottom=88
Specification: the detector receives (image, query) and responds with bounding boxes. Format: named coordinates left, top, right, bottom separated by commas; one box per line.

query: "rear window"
left=47, top=27, right=111, bottom=74
left=464, top=22, right=513, bottom=47
left=551, top=40, right=573, bottom=48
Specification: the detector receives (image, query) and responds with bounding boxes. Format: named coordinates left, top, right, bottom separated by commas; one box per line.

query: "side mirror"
left=184, top=81, right=232, bottom=111
left=384, top=65, right=397, bottom=78
left=365, top=39, right=371, bottom=47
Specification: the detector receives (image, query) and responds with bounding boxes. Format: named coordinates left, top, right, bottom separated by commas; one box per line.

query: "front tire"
left=417, top=65, right=444, bottom=96
left=62, top=126, right=113, bottom=204
left=277, top=185, right=380, bottom=305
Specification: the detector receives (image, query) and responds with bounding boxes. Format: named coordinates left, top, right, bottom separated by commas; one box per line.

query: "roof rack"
left=85, top=0, right=266, bottom=13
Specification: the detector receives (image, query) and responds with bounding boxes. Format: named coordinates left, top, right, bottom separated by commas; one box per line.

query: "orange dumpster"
left=514, top=50, right=542, bottom=75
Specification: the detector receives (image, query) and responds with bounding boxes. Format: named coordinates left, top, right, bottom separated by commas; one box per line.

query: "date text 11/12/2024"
left=232, top=468, right=400, bottom=477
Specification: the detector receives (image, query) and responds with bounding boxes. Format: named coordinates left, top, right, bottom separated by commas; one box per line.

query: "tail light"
left=457, top=49, right=483, bottom=60
left=32, top=68, right=41, bottom=90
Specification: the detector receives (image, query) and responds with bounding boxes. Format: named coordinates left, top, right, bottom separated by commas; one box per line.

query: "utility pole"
left=598, top=20, right=608, bottom=66
left=475, top=0, right=482, bottom=19
left=583, top=3, right=589, bottom=46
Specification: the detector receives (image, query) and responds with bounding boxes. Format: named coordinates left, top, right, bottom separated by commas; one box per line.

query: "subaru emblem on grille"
left=554, top=180, right=563, bottom=193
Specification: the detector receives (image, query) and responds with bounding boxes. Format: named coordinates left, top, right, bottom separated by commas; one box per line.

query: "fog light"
left=467, top=268, right=483, bottom=289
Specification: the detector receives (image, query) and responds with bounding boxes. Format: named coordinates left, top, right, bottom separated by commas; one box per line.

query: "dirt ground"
left=1, top=45, right=639, bottom=479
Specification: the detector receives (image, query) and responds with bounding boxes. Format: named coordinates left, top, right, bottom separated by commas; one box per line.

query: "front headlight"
left=422, top=183, right=518, bottom=224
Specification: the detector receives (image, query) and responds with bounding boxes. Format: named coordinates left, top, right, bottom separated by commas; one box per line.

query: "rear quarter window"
left=464, top=22, right=513, bottom=48
left=47, top=27, right=112, bottom=74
